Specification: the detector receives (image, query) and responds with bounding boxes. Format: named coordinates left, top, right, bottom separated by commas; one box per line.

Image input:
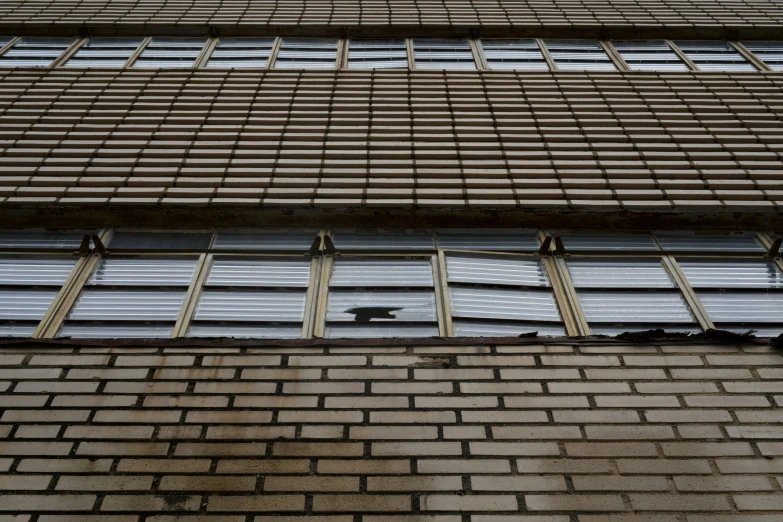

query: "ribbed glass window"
left=446, top=253, right=565, bottom=337
left=542, top=39, right=617, bottom=71
left=612, top=40, right=690, bottom=71
left=436, top=229, right=540, bottom=251
left=679, top=260, right=783, bottom=335
left=108, top=231, right=213, bottom=251
left=332, top=230, right=434, bottom=251
left=0, top=230, right=90, bottom=249
left=131, top=38, right=206, bottom=68
left=64, top=38, right=145, bottom=67
left=59, top=257, right=198, bottom=338
left=482, top=39, right=549, bottom=70
left=274, top=38, right=338, bottom=69
left=413, top=39, right=476, bottom=70
left=568, top=259, right=698, bottom=335
left=674, top=41, right=757, bottom=71
left=741, top=41, right=783, bottom=71
left=0, top=38, right=74, bottom=67
left=188, top=257, right=310, bottom=338
left=206, top=38, right=276, bottom=68
left=655, top=232, right=764, bottom=252
left=325, top=258, right=439, bottom=338
left=213, top=231, right=319, bottom=252
left=559, top=233, right=660, bottom=252
left=347, top=40, right=408, bottom=69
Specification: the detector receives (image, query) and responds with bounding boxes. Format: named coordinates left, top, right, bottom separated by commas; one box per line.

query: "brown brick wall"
left=0, top=341, right=782, bottom=518
left=1, top=68, right=782, bottom=225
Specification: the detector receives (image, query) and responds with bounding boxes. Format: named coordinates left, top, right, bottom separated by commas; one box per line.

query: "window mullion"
left=51, top=37, right=86, bottom=68
left=313, top=255, right=333, bottom=338
left=267, top=37, right=283, bottom=69
left=406, top=38, right=415, bottom=70
left=665, top=40, right=699, bottom=71
left=469, top=38, right=487, bottom=70
left=35, top=253, right=101, bottom=338
left=171, top=253, right=211, bottom=338
left=0, top=37, right=19, bottom=58
left=434, top=251, right=451, bottom=336
left=661, top=255, right=715, bottom=330
left=730, top=41, right=771, bottom=72
left=123, top=37, right=151, bottom=68
left=551, top=255, right=589, bottom=335
left=601, top=40, right=630, bottom=71
left=535, top=38, right=558, bottom=71
left=302, top=256, right=322, bottom=339
left=542, top=255, right=581, bottom=336
left=195, top=37, right=219, bottom=69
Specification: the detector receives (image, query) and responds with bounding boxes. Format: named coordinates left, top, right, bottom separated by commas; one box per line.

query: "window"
left=206, top=38, right=276, bottom=68
left=481, top=39, right=549, bottom=70
left=542, top=40, right=617, bottom=71
left=741, top=41, right=783, bottom=71
left=611, top=40, right=690, bottom=71
left=655, top=232, right=765, bottom=252
left=436, top=229, right=540, bottom=251
left=0, top=38, right=74, bottom=67
left=274, top=38, right=338, bottom=69
left=673, top=41, right=756, bottom=71
left=347, top=40, right=408, bottom=69
left=324, top=258, right=440, bottom=338
left=331, top=230, right=434, bottom=251
left=413, top=39, right=476, bottom=70
left=131, top=38, right=206, bottom=68
left=188, top=257, right=313, bottom=338
left=64, top=38, right=145, bottom=67
left=213, top=230, right=319, bottom=252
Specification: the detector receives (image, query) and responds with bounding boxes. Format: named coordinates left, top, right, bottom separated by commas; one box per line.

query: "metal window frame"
left=730, top=41, right=772, bottom=72
left=0, top=36, right=82, bottom=68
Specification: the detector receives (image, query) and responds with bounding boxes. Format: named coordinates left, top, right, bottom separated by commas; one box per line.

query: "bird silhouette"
left=345, top=306, right=403, bottom=322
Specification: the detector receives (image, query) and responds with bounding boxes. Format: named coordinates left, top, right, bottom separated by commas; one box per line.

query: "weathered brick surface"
left=0, top=69, right=782, bottom=226
left=0, top=342, right=782, bottom=517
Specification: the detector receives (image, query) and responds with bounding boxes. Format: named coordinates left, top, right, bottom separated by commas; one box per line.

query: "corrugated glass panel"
left=453, top=320, right=566, bottom=337
left=450, top=286, right=561, bottom=322
left=678, top=261, right=783, bottom=289
left=274, top=38, right=338, bottom=69
left=543, top=40, right=617, bottom=71
left=206, top=258, right=310, bottom=288
left=348, top=40, right=408, bottom=69
left=723, top=325, right=783, bottom=336
left=436, top=229, right=539, bottom=251
left=655, top=233, right=764, bottom=252
left=109, top=232, right=212, bottom=250
left=213, top=231, right=317, bottom=251
left=206, top=38, right=275, bottom=68
left=193, top=290, right=306, bottom=322
left=326, top=290, right=437, bottom=322
left=698, top=292, right=783, bottom=323
left=482, top=39, right=549, bottom=71
left=88, top=258, right=198, bottom=286
left=0, top=257, right=76, bottom=286
left=674, top=41, right=757, bottom=71
left=0, top=323, right=37, bottom=337
left=0, top=230, right=89, bottom=249
left=0, top=38, right=74, bottom=67
left=559, top=234, right=659, bottom=251
left=68, top=289, right=186, bottom=321
left=330, top=259, right=433, bottom=288
left=188, top=324, right=302, bottom=338
left=0, top=289, right=59, bottom=320
left=59, top=324, right=173, bottom=338
left=132, top=38, right=206, bottom=68
left=742, top=41, right=783, bottom=71
left=332, top=230, right=434, bottom=251
left=612, top=40, right=690, bottom=71
left=413, top=39, right=476, bottom=70
left=446, top=254, right=549, bottom=287
left=568, top=260, right=676, bottom=288
left=590, top=324, right=703, bottom=336
left=64, top=38, right=144, bottom=67
left=326, top=324, right=439, bottom=339
left=579, top=292, right=696, bottom=324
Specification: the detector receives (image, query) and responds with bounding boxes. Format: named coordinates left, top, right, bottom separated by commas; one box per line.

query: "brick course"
left=0, top=341, right=781, bottom=517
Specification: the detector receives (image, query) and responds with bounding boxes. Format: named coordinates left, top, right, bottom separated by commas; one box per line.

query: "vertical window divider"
left=171, top=253, right=212, bottom=338
left=758, top=232, right=783, bottom=273
left=336, top=38, right=349, bottom=69
left=666, top=40, right=699, bottom=71
left=267, top=37, right=283, bottom=69
left=51, top=37, right=86, bottom=68
left=124, top=37, right=152, bottom=68
left=406, top=39, right=416, bottom=70
left=536, top=39, right=558, bottom=71
left=551, top=255, right=589, bottom=335
left=541, top=255, right=581, bottom=336
left=195, top=37, right=219, bottom=69
left=313, top=254, right=333, bottom=338
left=35, top=253, right=101, bottom=338
left=302, top=255, right=322, bottom=339
left=433, top=251, right=450, bottom=336
left=730, top=41, right=771, bottom=72
left=661, top=255, right=715, bottom=330
left=469, top=38, right=488, bottom=71
left=0, top=37, right=19, bottom=58
left=601, top=41, right=631, bottom=71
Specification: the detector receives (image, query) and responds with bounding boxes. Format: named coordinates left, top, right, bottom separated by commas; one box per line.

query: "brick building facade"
left=0, top=0, right=782, bottom=519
